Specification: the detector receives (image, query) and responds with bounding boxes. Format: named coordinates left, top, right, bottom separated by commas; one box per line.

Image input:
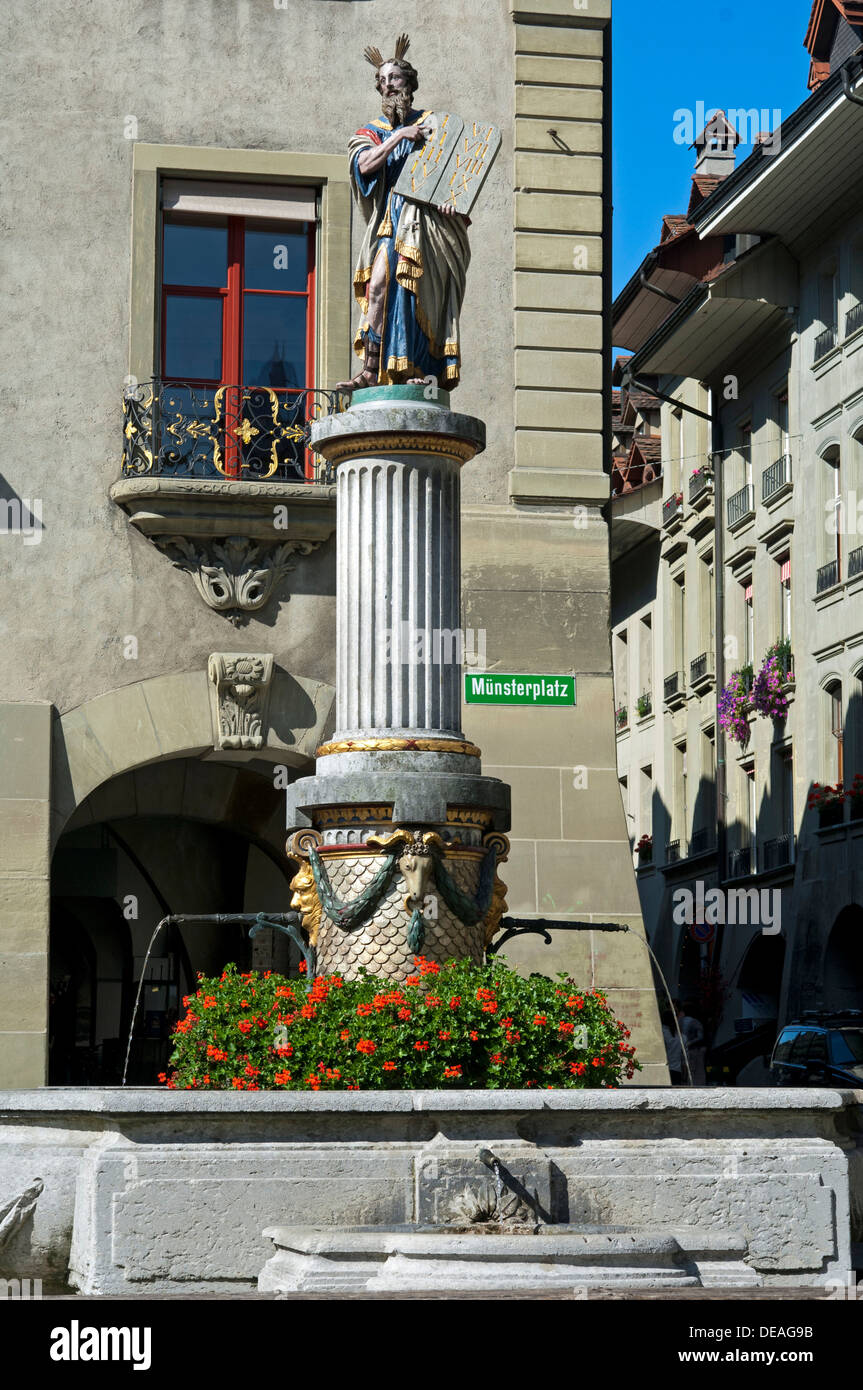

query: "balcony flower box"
left=636, top=835, right=653, bottom=865
left=808, top=783, right=844, bottom=828
left=718, top=669, right=752, bottom=746
left=751, top=644, right=791, bottom=722
left=662, top=493, right=684, bottom=530
left=688, top=467, right=713, bottom=508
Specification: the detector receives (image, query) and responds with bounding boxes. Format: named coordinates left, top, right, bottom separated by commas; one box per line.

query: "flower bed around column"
left=159, top=957, right=640, bottom=1091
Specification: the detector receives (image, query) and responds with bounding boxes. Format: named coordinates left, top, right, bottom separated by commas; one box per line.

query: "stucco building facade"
left=610, top=5, right=863, bottom=1075
left=0, top=0, right=667, bottom=1089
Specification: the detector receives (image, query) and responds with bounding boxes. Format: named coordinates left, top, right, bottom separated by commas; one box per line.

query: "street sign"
left=464, top=673, right=576, bottom=707
left=689, top=921, right=715, bottom=944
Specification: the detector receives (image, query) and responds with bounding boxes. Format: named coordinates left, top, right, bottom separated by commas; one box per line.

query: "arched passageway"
left=50, top=756, right=306, bottom=1084
left=823, top=905, right=863, bottom=1013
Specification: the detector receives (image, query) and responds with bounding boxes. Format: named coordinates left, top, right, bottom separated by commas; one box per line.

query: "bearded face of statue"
left=378, top=60, right=416, bottom=129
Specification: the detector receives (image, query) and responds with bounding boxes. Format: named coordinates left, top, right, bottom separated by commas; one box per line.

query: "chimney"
left=691, top=110, right=739, bottom=177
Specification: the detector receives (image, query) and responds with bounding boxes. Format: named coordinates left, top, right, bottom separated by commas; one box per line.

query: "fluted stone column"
left=335, top=450, right=463, bottom=740
left=284, top=386, right=510, bottom=980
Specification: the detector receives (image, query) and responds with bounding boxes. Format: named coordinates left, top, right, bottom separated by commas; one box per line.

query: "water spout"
left=121, top=911, right=306, bottom=1086
left=477, top=1148, right=504, bottom=1220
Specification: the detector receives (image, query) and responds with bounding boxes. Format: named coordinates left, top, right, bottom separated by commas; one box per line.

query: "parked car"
left=769, top=1011, right=863, bottom=1086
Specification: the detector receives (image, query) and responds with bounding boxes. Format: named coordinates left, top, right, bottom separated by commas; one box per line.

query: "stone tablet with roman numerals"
left=395, top=113, right=501, bottom=216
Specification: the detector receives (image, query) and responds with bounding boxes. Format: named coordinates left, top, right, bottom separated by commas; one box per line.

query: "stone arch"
left=737, top=932, right=785, bottom=1025
left=51, top=665, right=335, bottom=845
left=823, top=905, right=863, bottom=1013
left=46, top=664, right=334, bottom=1085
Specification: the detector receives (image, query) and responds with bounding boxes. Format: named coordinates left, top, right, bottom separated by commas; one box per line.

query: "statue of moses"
left=335, top=34, right=470, bottom=394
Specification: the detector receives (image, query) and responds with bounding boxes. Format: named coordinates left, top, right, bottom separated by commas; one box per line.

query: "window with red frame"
left=160, top=213, right=316, bottom=478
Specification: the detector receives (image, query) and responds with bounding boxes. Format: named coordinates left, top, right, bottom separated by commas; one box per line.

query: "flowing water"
left=121, top=915, right=171, bottom=1086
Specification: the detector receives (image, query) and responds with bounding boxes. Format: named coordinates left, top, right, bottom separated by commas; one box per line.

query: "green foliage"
left=160, top=957, right=640, bottom=1092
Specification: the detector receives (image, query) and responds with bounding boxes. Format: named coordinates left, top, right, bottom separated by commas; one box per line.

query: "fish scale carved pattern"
left=313, top=852, right=486, bottom=979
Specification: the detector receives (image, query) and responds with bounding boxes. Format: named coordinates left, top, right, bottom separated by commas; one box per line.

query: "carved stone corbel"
left=155, top=535, right=322, bottom=626
left=208, top=652, right=275, bottom=750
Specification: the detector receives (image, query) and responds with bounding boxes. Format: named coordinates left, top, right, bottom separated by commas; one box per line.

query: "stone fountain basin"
left=259, top=1224, right=760, bottom=1292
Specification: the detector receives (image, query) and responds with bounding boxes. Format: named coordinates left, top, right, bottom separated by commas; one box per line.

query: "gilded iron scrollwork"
left=121, top=380, right=342, bottom=482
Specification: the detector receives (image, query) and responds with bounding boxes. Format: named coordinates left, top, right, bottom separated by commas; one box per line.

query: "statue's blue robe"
left=349, top=110, right=467, bottom=387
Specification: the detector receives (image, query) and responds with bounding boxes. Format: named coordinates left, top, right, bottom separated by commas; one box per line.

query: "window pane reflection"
left=243, top=295, right=306, bottom=388
left=163, top=221, right=228, bottom=287
left=244, top=224, right=309, bottom=292
left=164, top=296, right=222, bottom=379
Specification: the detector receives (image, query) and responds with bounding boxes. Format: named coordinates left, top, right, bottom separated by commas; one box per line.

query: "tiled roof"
left=805, top=1, right=863, bottom=57
left=692, top=109, right=740, bottom=148
left=687, top=175, right=724, bottom=216
left=808, top=58, right=832, bottom=88
left=661, top=214, right=691, bottom=242
left=625, top=390, right=660, bottom=410
left=611, top=436, right=662, bottom=495
left=612, top=354, right=633, bottom=385
left=631, top=434, right=662, bottom=463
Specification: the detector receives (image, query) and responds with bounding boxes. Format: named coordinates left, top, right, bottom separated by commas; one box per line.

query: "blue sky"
left=612, top=0, right=815, bottom=297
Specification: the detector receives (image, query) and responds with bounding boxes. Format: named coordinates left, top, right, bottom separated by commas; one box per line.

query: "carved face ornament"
left=397, top=831, right=434, bottom=912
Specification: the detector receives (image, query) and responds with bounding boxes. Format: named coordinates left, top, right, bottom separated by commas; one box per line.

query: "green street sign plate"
left=464, top=673, right=576, bottom=706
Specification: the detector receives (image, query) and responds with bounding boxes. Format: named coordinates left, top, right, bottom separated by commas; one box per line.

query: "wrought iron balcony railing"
left=761, top=453, right=792, bottom=502
left=728, top=845, right=753, bottom=879
left=727, top=483, right=755, bottom=528
left=816, top=558, right=840, bottom=593
left=665, top=839, right=681, bottom=865
left=662, top=493, right=684, bottom=527
left=690, top=651, right=713, bottom=686
left=849, top=545, right=863, bottom=580
left=121, top=379, right=343, bottom=483
left=845, top=302, right=863, bottom=339
left=688, top=469, right=712, bottom=504
left=814, top=325, right=837, bottom=361
left=664, top=670, right=683, bottom=703
left=688, top=826, right=715, bottom=858
left=761, top=834, right=795, bottom=871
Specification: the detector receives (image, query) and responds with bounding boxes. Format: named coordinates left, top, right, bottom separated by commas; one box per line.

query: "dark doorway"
left=824, top=905, right=863, bottom=1012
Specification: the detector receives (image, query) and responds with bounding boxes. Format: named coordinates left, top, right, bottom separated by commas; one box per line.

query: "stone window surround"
left=129, top=143, right=352, bottom=390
